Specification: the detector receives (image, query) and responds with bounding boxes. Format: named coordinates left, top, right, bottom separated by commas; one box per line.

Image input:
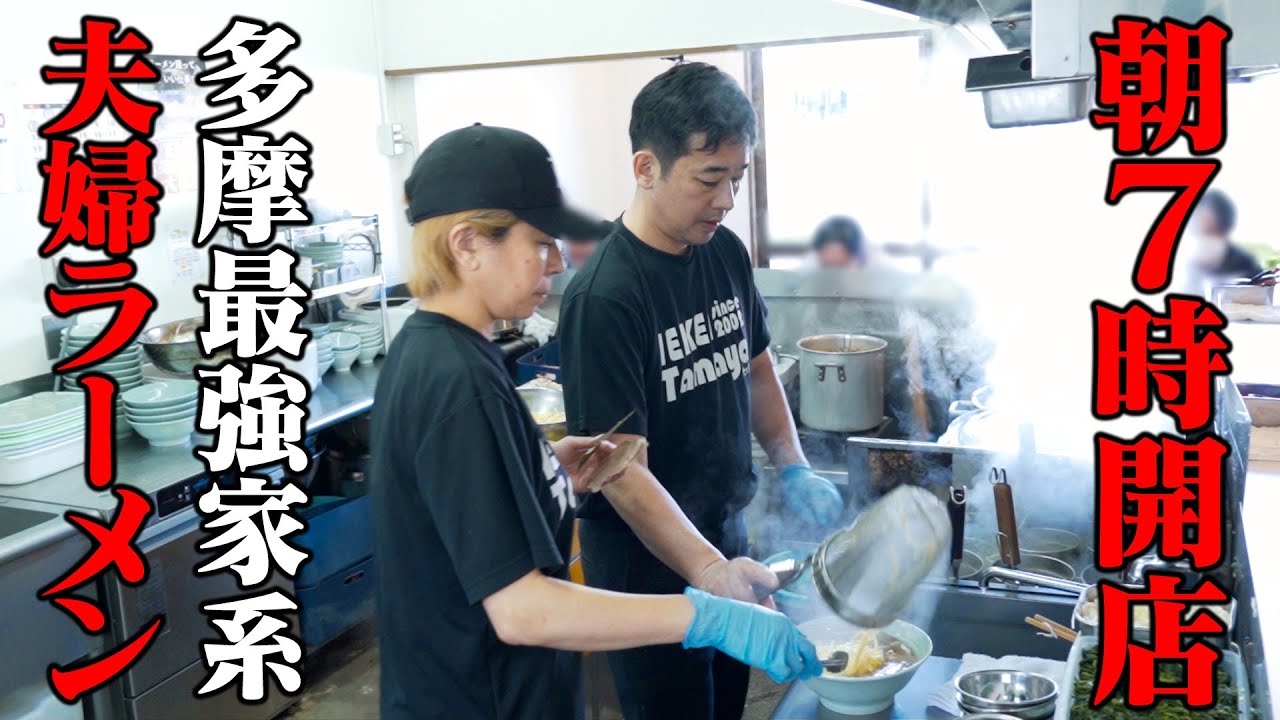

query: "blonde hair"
left=407, top=209, right=520, bottom=298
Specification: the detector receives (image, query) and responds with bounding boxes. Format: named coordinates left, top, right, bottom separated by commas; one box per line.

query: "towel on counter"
left=926, top=652, right=1068, bottom=717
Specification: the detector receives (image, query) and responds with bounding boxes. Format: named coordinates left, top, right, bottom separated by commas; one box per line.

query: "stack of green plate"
left=0, top=391, right=86, bottom=485
left=296, top=241, right=344, bottom=266
left=59, top=322, right=145, bottom=393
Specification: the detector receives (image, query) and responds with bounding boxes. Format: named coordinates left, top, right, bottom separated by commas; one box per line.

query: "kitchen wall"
left=374, top=0, right=928, bottom=72
left=0, top=1, right=400, bottom=386
left=379, top=0, right=928, bottom=263
left=411, top=52, right=755, bottom=253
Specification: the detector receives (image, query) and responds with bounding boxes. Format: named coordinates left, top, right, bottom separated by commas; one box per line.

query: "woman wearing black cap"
left=370, top=124, right=821, bottom=720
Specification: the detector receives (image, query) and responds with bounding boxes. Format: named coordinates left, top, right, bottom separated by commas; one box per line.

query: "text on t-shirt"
left=656, top=296, right=752, bottom=403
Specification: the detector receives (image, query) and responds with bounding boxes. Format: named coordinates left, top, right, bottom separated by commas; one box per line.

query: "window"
left=756, top=36, right=926, bottom=269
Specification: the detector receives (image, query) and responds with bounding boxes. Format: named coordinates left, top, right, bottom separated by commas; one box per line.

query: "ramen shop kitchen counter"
left=770, top=655, right=961, bottom=719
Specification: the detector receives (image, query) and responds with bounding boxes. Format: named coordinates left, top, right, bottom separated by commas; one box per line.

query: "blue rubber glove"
left=779, top=463, right=843, bottom=526
left=682, top=587, right=823, bottom=683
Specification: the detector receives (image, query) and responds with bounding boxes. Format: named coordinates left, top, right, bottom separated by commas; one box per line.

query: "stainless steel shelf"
left=308, top=274, right=384, bottom=300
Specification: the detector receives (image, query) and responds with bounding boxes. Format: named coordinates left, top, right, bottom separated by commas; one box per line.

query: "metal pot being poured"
left=767, top=485, right=952, bottom=628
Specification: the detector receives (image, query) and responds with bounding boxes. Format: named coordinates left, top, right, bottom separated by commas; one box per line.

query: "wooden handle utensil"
left=575, top=409, right=637, bottom=472
left=1025, top=614, right=1077, bottom=642
left=991, top=467, right=1021, bottom=567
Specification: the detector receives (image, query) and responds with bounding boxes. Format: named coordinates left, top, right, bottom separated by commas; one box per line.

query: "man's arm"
left=559, top=292, right=776, bottom=601
left=599, top=438, right=778, bottom=603
left=749, top=350, right=806, bottom=468
left=747, top=350, right=845, bottom=527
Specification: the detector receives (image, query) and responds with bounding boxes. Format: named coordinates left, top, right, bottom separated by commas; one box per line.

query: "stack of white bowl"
left=121, top=380, right=199, bottom=448
left=345, top=321, right=384, bottom=365
left=302, top=322, right=333, bottom=341
left=316, top=336, right=334, bottom=376
left=328, top=331, right=360, bottom=373
left=0, top=391, right=87, bottom=485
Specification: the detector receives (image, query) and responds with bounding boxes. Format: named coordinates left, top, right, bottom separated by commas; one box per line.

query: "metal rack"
left=284, top=215, right=392, bottom=351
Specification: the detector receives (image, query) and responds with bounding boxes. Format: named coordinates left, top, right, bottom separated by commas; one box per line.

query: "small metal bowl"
left=958, top=694, right=1055, bottom=719
left=517, top=387, right=566, bottom=441
left=955, top=670, right=1058, bottom=711
left=138, top=317, right=232, bottom=375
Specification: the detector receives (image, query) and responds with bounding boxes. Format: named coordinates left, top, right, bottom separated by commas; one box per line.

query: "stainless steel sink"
left=0, top=498, right=95, bottom=719
left=775, top=579, right=1077, bottom=661
left=903, top=582, right=1076, bottom=660
left=0, top=505, right=57, bottom=540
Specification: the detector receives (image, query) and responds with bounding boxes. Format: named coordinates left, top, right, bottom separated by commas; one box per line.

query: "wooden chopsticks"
left=1025, top=614, right=1078, bottom=643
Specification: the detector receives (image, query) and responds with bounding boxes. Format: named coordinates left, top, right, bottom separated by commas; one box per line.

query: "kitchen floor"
left=284, top=621, right=788, bottom=720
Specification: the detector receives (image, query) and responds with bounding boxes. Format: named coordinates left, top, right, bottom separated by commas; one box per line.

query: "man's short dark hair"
left=1200, top=189, right=1237, bottom=236
left=812, top=215, right=866, bottom=260
left=629, top=62, right=758, bottom=173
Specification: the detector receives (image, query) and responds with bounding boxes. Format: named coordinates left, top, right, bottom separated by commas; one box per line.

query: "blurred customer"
left=812, top=215, right=867, bottom=269
left=562, top=220, right=613, bottom=269
left=1189, top=189, right=1263, bottom=284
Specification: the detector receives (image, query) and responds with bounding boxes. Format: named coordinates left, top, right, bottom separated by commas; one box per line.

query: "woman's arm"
left=481, top=569, right=822, bottom=687
left=482, top=569, right=692, bottom=651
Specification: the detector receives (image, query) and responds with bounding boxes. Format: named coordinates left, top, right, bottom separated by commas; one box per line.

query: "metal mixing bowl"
left=517, top=387, right=566, bottom=441
left=957, top=696, right=1055, bottom=720
left=138, top=317, right=232, bottom=374
left=955, top=670, right=1058, bottom=714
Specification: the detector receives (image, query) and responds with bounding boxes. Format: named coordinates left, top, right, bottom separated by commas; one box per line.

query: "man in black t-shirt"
left=560, top=63, right=847, bottom=720
left=372, top=123, right=822, bottom=720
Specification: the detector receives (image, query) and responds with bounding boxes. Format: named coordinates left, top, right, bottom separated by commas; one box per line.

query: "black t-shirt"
left=559, top=220, right=771, bottom=538
left=1214, top=243, right=1264, bottom=279
left=370, top=310, right=580, bottom=720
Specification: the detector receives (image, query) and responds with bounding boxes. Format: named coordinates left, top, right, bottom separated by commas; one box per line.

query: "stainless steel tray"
left=1053, top=635, right=1250, bottom=719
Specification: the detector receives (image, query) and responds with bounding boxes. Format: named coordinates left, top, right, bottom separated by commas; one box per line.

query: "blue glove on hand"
left=780, top=463, right=844, bottom=526
left=682, top=587, right=822, bottom=683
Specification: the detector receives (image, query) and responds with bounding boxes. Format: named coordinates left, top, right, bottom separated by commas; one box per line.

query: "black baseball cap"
left=404, top=123, right=605, bottom=240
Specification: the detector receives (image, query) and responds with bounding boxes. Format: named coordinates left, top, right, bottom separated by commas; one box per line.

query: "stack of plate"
left=295, top=257, right=314, bottom=286
left=0, top=392, right=86, bottom=485
left=296, top=241, right=344, bottom=266
left=346, top=321, right=384, bottom=365
left=121, top=380, right=200, bottom=448
left=59, top=324, right=146, bottom=392
left=59, top=323, right=146, bottom=438
left=316, top=336, right=334, bottom=376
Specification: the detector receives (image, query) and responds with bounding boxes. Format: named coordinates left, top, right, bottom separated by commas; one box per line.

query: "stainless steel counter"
left=0, top=362, right=383, bottom=720
left=0, top=360, right=381, bottom=517
left=1243, top=459, right=1280, bottom=719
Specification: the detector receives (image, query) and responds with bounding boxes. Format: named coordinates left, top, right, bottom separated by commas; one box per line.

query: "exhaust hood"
left=848, top=0, right=1280, bottom=128
left=964, top=50, right=1091, bottom=128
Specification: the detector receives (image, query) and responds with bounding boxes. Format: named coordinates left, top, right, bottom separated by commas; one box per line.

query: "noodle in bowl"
left=798, top=617, right=933, bottom=716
